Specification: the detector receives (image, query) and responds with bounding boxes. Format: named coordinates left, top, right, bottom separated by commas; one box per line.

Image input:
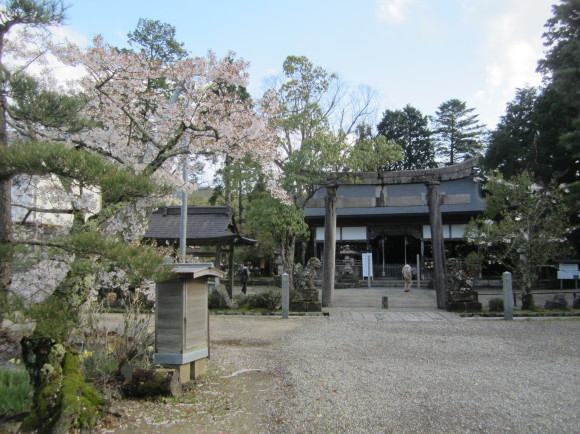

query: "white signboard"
left=362, top=253, right=373, bottom=278
left=557, top=263, right=579, bottom=279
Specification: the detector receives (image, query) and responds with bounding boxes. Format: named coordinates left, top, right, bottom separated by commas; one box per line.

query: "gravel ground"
left=208, top=316, right=580, bottom=433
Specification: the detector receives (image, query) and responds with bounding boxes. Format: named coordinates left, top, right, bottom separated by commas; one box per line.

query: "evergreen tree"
left=377, top=104, right=435, bottom=170
left=536, top=0, right=580, bottom=202
left=127, top=18, right=188, bottom=62
left=485, top=86, right=540, bottom=178
left=0, top=0, right=68, bottom=320
left=432, top=99, right=486, bottom=165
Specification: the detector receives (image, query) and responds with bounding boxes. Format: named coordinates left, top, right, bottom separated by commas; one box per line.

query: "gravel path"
left=209, top=316, right=579, bottom=433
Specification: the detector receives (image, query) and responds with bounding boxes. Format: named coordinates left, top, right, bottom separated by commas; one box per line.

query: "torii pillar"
left=426, top=181, right=448, bottom=308
left=321, top=186, right=337, bottom=307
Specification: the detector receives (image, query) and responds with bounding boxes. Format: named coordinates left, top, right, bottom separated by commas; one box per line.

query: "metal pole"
left=503, top=271, right=513, bottom=321
left=179, top=157, right=188, bottom=262
left=282, top=273, right=289, bottom=319
left=167, top=84, right=189, bottom=264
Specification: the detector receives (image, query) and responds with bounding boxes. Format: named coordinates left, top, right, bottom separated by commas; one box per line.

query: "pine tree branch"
left=12, top=203, right=75, bottom=214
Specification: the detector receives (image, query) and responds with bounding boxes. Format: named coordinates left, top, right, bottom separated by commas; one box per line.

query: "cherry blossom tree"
left=0, top=8, right=280, bottom=430
left=465, top=172, right=573, bottom=310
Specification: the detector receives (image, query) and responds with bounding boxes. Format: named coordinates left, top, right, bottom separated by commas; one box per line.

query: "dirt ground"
left=101, top=316, right=314, bottom=433
left=2, top=285, right=578, bottom=432
left=0, top=315, right=313, bottom=433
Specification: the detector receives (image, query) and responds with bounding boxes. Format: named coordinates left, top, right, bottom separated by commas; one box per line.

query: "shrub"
left=488, top=298, right=504, bottom=312
left=0, top=366, right=32, bottom=414
left=80, top=351, right=118, bottom=383
left=236, top=289, right=281, bottom=311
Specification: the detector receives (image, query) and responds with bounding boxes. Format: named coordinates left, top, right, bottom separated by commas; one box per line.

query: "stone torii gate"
left=320, top=158, right=480, bottom=309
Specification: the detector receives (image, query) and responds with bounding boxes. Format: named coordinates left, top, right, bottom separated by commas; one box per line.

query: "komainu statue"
left=445, top=257, right=481, bottom=312
left=293, top=257, right=321, bottom=302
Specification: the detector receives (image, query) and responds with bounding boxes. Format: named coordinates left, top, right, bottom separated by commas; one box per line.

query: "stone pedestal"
left=192, top=358, right=207, bottom=379
left=289, top=300, right=322, bottom=312
left=445, top=290, right=482, bottom=312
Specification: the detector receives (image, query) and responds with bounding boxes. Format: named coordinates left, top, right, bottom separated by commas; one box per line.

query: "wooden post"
left=215, top=245, right=222, bottom=270
left=227, top=246, right=234, bottom=300
left=321, top=186, right=337, bottom=307
left=426, top=181, right=447, bottom=309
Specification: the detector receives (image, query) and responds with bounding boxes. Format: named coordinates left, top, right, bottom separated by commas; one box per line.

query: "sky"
left=58, top=0, right=555, bottom=130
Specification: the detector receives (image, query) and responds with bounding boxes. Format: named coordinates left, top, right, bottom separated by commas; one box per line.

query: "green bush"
left=0, top=366, right=32, bottom=414
left=81, top=351, right=118, bottom=383
left=236, top=289, right=281, bottom=311
left=488, top=298, right=504, bottom=312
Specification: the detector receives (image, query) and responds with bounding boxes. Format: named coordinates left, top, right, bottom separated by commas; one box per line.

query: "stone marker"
left=503, top=272, right=513, bottom=320
left=382, top=296, right=389, bottom=309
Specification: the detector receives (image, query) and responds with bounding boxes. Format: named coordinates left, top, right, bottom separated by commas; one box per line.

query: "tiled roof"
left=143, top=206, right=256, bottom=245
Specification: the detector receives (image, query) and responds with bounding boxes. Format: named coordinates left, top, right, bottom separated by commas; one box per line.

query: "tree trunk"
left=0, top=79, right=12, bottom=322
left=21, top=336, right=106, bottom=433
left=321, top=186, right=337, bottom=307
left=519, top=263, right=536, bottom=310
left=426, top=182, right=447, bottom=309
left=281, top=235, right=296, bottom=292
left=0, top=179, right=11, bottom=320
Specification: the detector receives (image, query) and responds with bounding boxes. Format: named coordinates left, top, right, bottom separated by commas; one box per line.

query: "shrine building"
left=303, top=158, right=484, bottom=280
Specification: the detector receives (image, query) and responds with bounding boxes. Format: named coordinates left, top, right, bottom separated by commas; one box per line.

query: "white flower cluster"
left=10, top=257, right=71, bottom=304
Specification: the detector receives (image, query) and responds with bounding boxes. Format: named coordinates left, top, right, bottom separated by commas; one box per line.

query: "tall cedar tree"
left=377, top=104, right=435, bottom=170
left=536, top=0, right=580, bottom=208
left=432, top=99, right=486, bottom=165
left=485, top=86, right=540, bottom=178
left=537, top=0, right=580, bottom=154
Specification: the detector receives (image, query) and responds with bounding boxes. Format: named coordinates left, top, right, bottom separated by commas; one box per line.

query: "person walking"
left=402, top=264, right=412, bottom=292
left=241, top=264, right=249, bottom=295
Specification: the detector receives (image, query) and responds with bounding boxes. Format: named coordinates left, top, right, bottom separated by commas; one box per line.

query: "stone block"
left=192, top=358, right=207, bottom=379
left=446, top=301, right=482, bottom=312
left=447, top=290, right=479, bottom=303
left=165, top=363, right=191, bottom=383
left=382, top=296, right=389, bottom=309
left=289, top=300, right=322, bottom=312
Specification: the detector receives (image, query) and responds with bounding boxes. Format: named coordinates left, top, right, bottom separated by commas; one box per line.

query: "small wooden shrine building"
left=143, top=206, right=256, bottom=298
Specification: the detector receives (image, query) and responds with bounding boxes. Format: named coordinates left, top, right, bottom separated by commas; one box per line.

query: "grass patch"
left=0, top=366, right=32, bottom=414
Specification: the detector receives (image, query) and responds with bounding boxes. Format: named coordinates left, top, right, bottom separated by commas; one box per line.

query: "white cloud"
left=49, top=25, right=88, bottom=47
left=469, top=0, right=553, bottom=126
left=376, top=0, right=415, bottom=24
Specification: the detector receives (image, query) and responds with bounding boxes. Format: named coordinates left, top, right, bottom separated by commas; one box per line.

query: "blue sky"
left=61, top=0, right=554, bottom=129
